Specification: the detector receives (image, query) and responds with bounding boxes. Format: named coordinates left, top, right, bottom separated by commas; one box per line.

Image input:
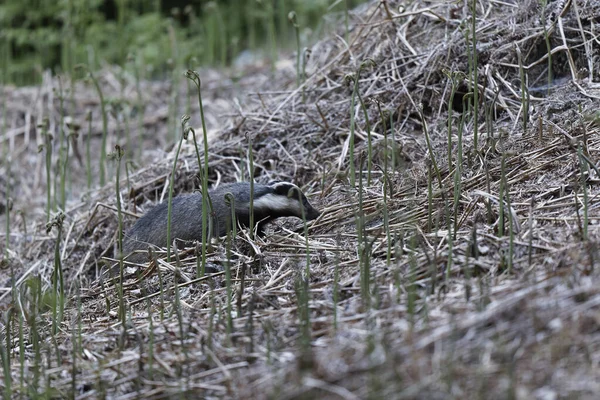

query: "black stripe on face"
left=272, top=182, right=298, bottom=197
left=270, top=181, right=320, bottom=220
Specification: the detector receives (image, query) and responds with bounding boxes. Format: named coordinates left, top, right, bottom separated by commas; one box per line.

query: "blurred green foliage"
left=0, top=0, right=365, bottom=85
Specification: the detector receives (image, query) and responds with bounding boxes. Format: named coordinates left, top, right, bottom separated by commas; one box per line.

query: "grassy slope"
left=2, top=0, right=600, bottom=398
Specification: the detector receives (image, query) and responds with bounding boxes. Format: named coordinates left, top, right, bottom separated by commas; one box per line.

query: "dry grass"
left=2, top=0, right=600, bottom=398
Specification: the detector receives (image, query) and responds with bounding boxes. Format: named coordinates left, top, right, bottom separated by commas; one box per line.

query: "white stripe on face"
left=253, top=193, right=303, bottom=216
left=271, top=182, right=301, bottom=193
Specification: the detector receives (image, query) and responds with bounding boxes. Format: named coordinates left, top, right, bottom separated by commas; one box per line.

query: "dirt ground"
left=2, top=0, right=600, bottom=398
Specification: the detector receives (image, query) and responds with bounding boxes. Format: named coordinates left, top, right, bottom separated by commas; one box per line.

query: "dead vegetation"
left=2, top=0, right=600, bottom=398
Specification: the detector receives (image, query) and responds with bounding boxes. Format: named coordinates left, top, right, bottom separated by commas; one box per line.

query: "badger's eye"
left=287, top=188, right=299, bottom=199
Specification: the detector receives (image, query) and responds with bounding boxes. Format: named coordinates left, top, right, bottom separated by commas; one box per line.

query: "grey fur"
left=122, top=181, right=320, bottom=262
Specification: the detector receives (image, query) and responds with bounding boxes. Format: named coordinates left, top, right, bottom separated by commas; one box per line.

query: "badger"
left=122, top=181, right=320, bottom=262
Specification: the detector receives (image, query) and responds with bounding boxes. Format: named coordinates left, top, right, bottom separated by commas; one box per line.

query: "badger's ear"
left=271, top=182, right=297, bottom=196
left=267, top=179, right=282, bottom=186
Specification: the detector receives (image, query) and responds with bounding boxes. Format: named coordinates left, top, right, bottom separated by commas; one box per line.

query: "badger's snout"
left=304, top=203, right=321, bottom=221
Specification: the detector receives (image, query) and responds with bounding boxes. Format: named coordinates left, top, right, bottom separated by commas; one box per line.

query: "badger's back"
left=121, top=181, right=319, bottom=262
left=123, top=183, right=270, bottom=259
left=123, top=193, right=204, bottom=257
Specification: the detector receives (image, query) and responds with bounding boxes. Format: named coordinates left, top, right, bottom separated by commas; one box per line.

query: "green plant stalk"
left=296, top=188, right=311, bottom=278
left=485, top=94, right=492, bottom=143
left=226, top=193, right=238, bottom=240
left=57, top=78, right=67, bottom=210
left=4, top=162, right=9, bottom=258
left=76, top=279, right=82, bottom=357
left=190, top=125, right=205, bottom=220
left=301, top=49, right=308, bottom=103
left=18, top=305, right=24, bottom=392
left=498, top=157, right=505, bottom=238
left=266, top=1, right=277, bottom=73
left=248, top=134, right=255, bottom=239
left=166, top=131, right=185, bottom=263
left=99, top=275, right=110, bottom=317
left=86, top=112, right=92, bottom=189
left=447, top=98, right=468, bottom=281
left=348, top=63, right=371, bottom=187
left=246, top=2, right=256, bottom=54
left=348, top=77, right=358, bottom=186
left=224, top=236, right=234, bottom=339
left=112, top=146, right=126, bottom=329
left=333, top=235, right=340, bottom=332
left=133, top=54, right=145, bottom=162
left=295, top=277, right=312, bottom=365
left=344, top=0, right=349, bottom=43
left=358, top=157, right=370, bottom=309
left=446, top=216, right=454, bottom=282
left=87, top=69, right=109, bottom=186
left=527, top=196, right=534, bottom=269
left=264, top=320, right=272, bottom=365
left=418, top=107, right=453, bottom=280
left=186, top=71, right=211, bottom=278
left=356, top=91, right=373, bottom=185
left=205, top=194, right=215, bottom=246
left=146, top=297, right=154, bottom=379
left=407, top=234, right=417, bottom=324
left=470, top=0, right=479, bottom=150
left=464, top=227, right=475, bottom=301
left=516, top=46, right=529, bottom=134
left=390, top=112, right=397, bottom=173
left=447, top=71, right=460, bottom=171
left=214, top=4, right=227, bottom=66
left=156, top=252, right=165, bottom=321
left=427, top=163, right=433, bottom=232
left=237, top=263, right=247, bottom=318
left=167, top=24, right=179, bottom=143
left=30, top=277, right=42, bottom=393
left=67, top=2, right=76, bottom=117
left=173, top=273, right=188, bottom=374
left=3, top=309, right=11, bottom=383
left=273, top=0, right=285, bottom=35
left=186, top=78, right=192, bottom=117
left=61, top=132, right=72, bottom=211
left=289, top=11, right=304, bottom=102
left=419, top=109, right=444, bottom=198
left=42, top=120, right=53, bottom=223
left=376, top=102, right=392, bottom=265
left=1, top=82, right=6, bottom=255
left=0, top=338, right=10, bottom=399
left=505, top=173, right=514, bottom=273
left=484, top=161, right=493, bottom=224
left=71, top=282, right=79, bottom=397
left=230, top=0, right=242, bottom=56
left=116, top=0, right=127, bottom=62
left=208, top=281, right=216, bottom=350
left=453, top=96, right=468, bottom=239
left=249, top=294, right=257, bottom=354
left=541, top=0, right=553, bottom=92
left=225, top=193, right=236, bottom=339
left=49, top=216, right=65, bottom=372
left=1, top=38, right=6, bottom=119
left=205, top=8, right=216, bottom=64
left=124, top=105, right=132, bottom=159
left=578, top=145, right=589, bottom=240
left=125, top=161, right=133, bottom=195
left=54, top=157, right=60, bottom=214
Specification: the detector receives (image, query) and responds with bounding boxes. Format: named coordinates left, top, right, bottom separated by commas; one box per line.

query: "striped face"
left=253, top=181, right=321, bottom=220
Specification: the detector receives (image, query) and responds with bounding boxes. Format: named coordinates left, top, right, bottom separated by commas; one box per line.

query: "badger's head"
left=253, top=181, right=321, bottom=221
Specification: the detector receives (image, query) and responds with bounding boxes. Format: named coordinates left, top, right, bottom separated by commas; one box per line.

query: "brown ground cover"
left=1, top=0, right=600, bottom=398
